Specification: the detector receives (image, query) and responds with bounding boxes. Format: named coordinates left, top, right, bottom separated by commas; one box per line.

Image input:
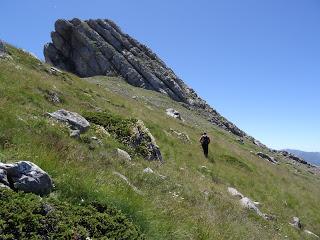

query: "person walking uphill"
left=199, top=132, right=211, bottom=158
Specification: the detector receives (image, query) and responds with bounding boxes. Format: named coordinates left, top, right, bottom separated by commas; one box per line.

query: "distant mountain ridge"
left=284, top=149, right=320, bottom=166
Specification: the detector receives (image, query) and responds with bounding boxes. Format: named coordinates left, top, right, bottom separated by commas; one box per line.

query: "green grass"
left=0, top=44, right=319, bottom=239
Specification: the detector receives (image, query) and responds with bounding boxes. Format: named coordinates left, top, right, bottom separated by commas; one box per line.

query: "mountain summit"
left=44, top=18, right=246, bottom=137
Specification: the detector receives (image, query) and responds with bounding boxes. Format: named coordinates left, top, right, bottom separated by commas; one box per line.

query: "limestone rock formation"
left=44, top=18, right=246, bottom=137
left=113, top=148, right=132, bottom=162
left=0, top=40, right=6, bottom=57
left=166, top=108, right=183, bottom=121
left=257, top=152, right=278, bottom=164
left=0, top=161, right=53, bottom=195
left=48, top=109, right=90, bottom=133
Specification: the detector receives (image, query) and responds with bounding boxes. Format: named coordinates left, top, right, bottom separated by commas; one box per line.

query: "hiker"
left=199, top=132, right=211, bottom=158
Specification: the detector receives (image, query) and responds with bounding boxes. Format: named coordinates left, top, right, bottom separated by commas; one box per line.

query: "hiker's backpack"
left=201, top=136, right=210, bottom=145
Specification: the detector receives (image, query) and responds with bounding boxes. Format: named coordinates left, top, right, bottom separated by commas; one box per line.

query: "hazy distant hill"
left=285, top=149, right=320, bottom=166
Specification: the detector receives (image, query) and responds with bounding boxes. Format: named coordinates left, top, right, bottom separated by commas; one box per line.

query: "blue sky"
left=1, top=0, right=319, bottom=151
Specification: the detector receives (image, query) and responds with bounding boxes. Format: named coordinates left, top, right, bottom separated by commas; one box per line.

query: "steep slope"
left=44, top=18, right=246, bottom=137
left=285, top=149, right=320, bottom=166
left=1, top=43, right=320, bottom=239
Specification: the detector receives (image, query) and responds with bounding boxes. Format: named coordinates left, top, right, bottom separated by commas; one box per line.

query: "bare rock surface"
left=0, top=161, right=53, bottom=195
left=228, top=187, right=272, bottom=220
left=0, top=40, right=6, bottom=57
left=113, top=148, right=132, bottom=162
left=48, top=109, right=90, bottom=133
left=257, top=152, right=278, bottom=164
left=166, top=108, right=183, bottom=121
left=44, top=18, right=247, bottom=137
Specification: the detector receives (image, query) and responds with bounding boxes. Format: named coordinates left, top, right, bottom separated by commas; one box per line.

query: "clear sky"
left=1, top=0, right=319, bottom=151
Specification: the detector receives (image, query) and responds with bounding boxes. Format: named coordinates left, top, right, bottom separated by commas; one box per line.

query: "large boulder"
left=48, top=109, right=90, bottom=133
left=0, top=161, right=53, bottom=195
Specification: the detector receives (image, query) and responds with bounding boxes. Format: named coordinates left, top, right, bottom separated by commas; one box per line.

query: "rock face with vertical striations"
left=44, top=18, right=247, bottom=137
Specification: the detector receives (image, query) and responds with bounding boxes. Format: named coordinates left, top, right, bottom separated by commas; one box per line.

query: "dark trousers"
left=202, top=144, right=209, bottom=157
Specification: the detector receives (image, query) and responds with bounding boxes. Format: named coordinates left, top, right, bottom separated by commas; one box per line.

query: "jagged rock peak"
left=44, top=18, right=197, bottom=104
left=44, top=18, right=246, bottom=137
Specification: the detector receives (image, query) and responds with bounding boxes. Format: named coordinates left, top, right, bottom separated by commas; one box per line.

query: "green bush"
left=0, top=189, right=144, bottom=240
left=83, top=111, right=152, bottom=158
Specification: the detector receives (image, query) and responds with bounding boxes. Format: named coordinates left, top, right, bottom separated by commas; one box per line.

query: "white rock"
left=113, top=171, right=142, bottom=195
left=166, top=108, right=182, bottom=120
left=113, top=148, right=131, bottom=162
left=227, top=187, right=244, bottom=198
left=48, top=109, right=90, bottom=133
left=143, top=167, right=154, bottom=174
left=304, top=230, right=320, bottom=238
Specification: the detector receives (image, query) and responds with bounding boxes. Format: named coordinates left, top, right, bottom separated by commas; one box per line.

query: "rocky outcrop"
left=257, top=152, right=278, bottom=164
left=0, top=40, right=6, bottom=57
left=166, top=108, right=183, bottom=121
left=48, top=109, right=90, bottom=133
left=131, top=120, right=163, bottom=161
left=227, top=187, right=273, bottom=220
left=44, top=18, right=247, bottom=137
left=0, top=161, right=53, bottom=195
left=278, top=150, right=310, bottom=165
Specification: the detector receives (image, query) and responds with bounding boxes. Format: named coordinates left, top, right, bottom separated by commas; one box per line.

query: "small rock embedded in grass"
left=70, top=129, right=81, bottom=139
left=169, top=128, right=190, bottom=143
left=113, top=171, right=143, bottom=195
left=290, top=217, right=302, bottom=229
left=143, top=167, right=154, bottom=174
left=166, top=108, right=183, bottom=121
left=45, top=90, right=61, bottom=104
left=256, top=152, right=278, bottom=164
left=113, top=148, right=132, bottom=162
left=227, top=187, right=273, bottom=220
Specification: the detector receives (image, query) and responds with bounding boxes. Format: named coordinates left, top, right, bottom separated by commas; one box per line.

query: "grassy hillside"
left=0, top=45, right=319, bottom=239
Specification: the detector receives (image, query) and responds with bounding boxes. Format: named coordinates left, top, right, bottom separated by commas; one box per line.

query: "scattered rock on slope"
left=290, top=217, right=302, bottom=229
left=0, top=40, right=6, bottom=57
left=166, top=108, right=183, bottom=121
left=113, top=148, right=131, bottom=162
left=227, top=187, right=272, bottom=220
left=131, top=120, right=163, bottom=161
left=0, top=161, right=53, bottom=195
left=169, top=128, right=190, bottom=143
left=256, top=152, right=278, bottom=164
left=44, top=18, right=247, bottom=137
left=289, top=217, right=320, bottom=238
left=48, top=109, right=90, bottom=133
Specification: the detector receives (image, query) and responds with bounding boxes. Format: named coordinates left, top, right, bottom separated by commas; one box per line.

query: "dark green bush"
left=83, top=111, right=152, bottom=158
left=83, top=111, right=137, bottom=145
left=0, top=189, right=144, bottom=239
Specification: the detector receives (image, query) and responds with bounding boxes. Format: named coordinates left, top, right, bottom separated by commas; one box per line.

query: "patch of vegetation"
left=83, top=111, right=154, bottom=158
left=0, top=189, right=144, bottom=240
left=220, top=154, right=253, bottom=172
